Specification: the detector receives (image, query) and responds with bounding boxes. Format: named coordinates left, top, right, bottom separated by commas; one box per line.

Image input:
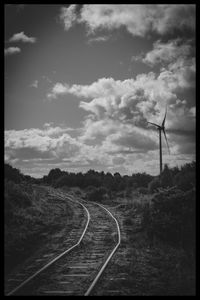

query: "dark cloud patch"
left=6, top=147, right=54, bottom=160
left=167, top=128, right=195, bottom=137
left=112, top=156, right=126, bottom=165
left=112, top=131, right=158, bottom=152
left=107, top=149, right=141, bottom=155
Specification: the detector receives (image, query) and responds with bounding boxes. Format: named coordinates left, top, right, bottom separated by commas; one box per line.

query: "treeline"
left=42, top=169, right=153, bottom=191
left=42, top=162, right=196, bottom=195
left=4, top=161, right=196, bottom=194
left=148, top=161, right=196, bottom=193
left=5, top=163, right=37, bottom=184
left=4, top=163, right=153, bottom=190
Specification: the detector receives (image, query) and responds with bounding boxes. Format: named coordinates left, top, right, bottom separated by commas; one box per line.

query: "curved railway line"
left=5, top=193, right=121, bottom=296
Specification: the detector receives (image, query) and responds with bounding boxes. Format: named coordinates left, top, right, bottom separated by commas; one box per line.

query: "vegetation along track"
left=5, top=193, right=121, bottom=296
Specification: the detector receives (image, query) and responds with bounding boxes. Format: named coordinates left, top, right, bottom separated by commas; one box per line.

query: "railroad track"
left=5, top=193, right=121, bottom=296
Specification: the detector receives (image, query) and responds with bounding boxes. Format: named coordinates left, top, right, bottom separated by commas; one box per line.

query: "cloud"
left=131, top=38, right=195, bottom=92
left=4, top=47, right=21, bottom=56
left=9, top=31, right=37, bottom=43
left=110, top=127, right=158, bottom=151
left=158, top=57, right=196, bottom=91
left=4, top=125, right=111, bottom=168
left=95, top=123, right=159, bottom=157
left=5, top=121, right=195, bottom=177
left=88, top=35, right=110, bottom=43
left=143, top=39, right=193, bottom=66
left=60, top=5, right=195, bottom=37
left=47, top=72, right=195, bottom=160
left=112, top=156, right=126, bottom=165
left=47, top=82, right=69, bottom=99
left=131, top=53, right=145, bottom=63
left=48, top=75, right=179, bottom=124
left=5, top=126, right=81, bottom=161
left=59, top=5, right=78, bottom=31
left=30, top=80, right=38, bottom=88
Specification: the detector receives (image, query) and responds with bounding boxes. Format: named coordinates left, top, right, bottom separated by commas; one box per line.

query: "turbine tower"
left=147, top=107, right=170, bottom=175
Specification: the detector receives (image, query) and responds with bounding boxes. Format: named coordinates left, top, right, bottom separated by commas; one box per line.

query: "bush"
left=143, top=187, right=195, bottom=249
left=5, top=180, right=32, bottom=210
left=124, top=217, right=134, bottom=226
left=174, top=171, right=195, bottom=192
left=54, top=175, right=68, bottom=188
left=148, top=177, right=161, bottom=193
left=5, top=164, right=23, bottom=183
left=85, top=185, right=97, bottom=192
left=136, top=187, right=149, bottom=194
left=87, top=186, right=108, bottom=202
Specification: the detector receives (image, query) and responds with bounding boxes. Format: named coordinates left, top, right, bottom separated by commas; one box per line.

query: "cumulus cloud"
left=48, top=75, right=179, bottom=124
left=60, top=5, right=78, bottom=30
left=5, top=126, right=81, bottom=163
left=59, top=5, right=195, bottom=37
left=95, top=123, right=159, bottom=158
left=9, top=31, right=37, bottom=43
left=143, top=39, right=193, bottom=66
left=158, top=57, right=196, bottom=91
left=4, top=47, right=21, bottom=56
left=47, top=83, right=69, bottom=99
left=5, top=121, right=195, bottom=177
left=80, top=118, right=119, bottom=141
left=140, top=38, right=196, bottom=91
left=4, top=125, right=112, bottom=170
left=47, top=71, right=195, bottom=160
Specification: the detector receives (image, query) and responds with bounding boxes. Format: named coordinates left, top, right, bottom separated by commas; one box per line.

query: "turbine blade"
left=162, top=106, right=167, bottom=127
left=147, top=121, right=160, bottom=128
left=163, top=128, right=170, bottom=154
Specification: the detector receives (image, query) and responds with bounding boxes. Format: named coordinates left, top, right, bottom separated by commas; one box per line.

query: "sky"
left=5, top=4, right=196, bottom=178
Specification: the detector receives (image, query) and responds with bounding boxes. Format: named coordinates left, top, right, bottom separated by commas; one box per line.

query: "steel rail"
left=6, top=196, right=90, bottom=296
left=84, top=202, right=121, bottom=296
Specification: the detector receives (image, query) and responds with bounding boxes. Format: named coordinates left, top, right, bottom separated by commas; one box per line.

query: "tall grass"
left=4, top=180, right=74, bottom=275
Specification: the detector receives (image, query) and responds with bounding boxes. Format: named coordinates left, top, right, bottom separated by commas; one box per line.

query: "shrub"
left=5, top=180, right=32, bottom=210
left=174, top=171, right=195, bottom=192
left=85, top=185, right=97, bottom=192
left=87, top=186, right=108, bottom=202
left=4, top=164, right=23, bottom=183
left=136, top=187, right=149, bottom=194
left=148, top=177, right=161, bottom=193
left=124, top=217, right=134, bottom=227
left=143, top=187, right=195, bottom=249
left=54, top=175, right=68, bottom=188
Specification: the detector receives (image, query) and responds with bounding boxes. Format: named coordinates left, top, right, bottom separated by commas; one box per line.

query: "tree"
left=46, top=168, right=63, bottom=184
left=173, top=161, right=196, bottom=191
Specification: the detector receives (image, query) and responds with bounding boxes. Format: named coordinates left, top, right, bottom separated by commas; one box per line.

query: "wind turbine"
left=147, top=107, right=170, bottom=175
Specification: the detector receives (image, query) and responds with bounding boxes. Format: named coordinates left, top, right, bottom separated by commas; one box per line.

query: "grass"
left=124, top=194, right=195, bottom=295
left=93, top=191, right=195, bottom=296
left=4, top=182, right=75, bottom=276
